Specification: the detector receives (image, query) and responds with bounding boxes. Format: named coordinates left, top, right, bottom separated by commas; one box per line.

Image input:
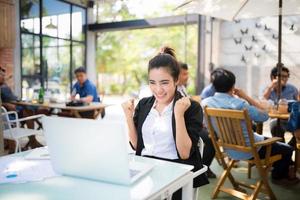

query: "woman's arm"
left=122, top=99, right=138, bottom=149
left=174, top=97, right=192, bottom=159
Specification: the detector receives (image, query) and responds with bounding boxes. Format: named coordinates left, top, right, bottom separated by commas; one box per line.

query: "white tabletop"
left=0, top=152, right=195, bottom=200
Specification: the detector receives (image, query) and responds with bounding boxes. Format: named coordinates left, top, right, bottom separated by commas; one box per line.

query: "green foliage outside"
left=96, top=0, right=199, bottom=96
left=96, top=25, right=198, bottom=96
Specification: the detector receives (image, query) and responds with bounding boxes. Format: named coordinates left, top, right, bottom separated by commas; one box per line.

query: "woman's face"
left=148, top=67, right=177, bottom=105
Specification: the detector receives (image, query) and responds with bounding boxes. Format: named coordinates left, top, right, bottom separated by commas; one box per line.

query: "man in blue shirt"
left=263, top=66, right=299, bottom=145
left=71, top=67, right=99, bottom=103
left=200, top=68, right=223, bottom=100
left=263, top=66, right=298, bottom=102
left=202, top=68, right=298, bottom=185
left=59, top=67, right=100, bottom=119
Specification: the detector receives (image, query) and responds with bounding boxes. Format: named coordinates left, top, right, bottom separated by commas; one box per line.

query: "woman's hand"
left=122, top=99, right=135, bottom=118
left=174, top=97, right=192, bottom=159
left=174, top=97, right=191, bottom=117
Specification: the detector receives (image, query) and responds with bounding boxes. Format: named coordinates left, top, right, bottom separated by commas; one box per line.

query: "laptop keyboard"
left=129, top=169, right=141, bottom=178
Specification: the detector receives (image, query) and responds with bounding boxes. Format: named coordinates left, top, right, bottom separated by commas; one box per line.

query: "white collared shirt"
left=141, top=100, right=179, bottom=159
left=177, top=85, right=189, bottom=97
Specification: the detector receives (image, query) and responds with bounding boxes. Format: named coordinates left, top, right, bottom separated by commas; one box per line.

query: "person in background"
left=200, top=68, right=223, bottom=100
left=262, top=66, right=298, bottom=145
left=59, top=67, right=100, bottom=119
left=0, top=67, right=46, bottom=150
left=177, top=62, right=217, bottom=178
left=263, top=66, right=298, bottom=102
left=71, top=67, right=99, bottom=103
left=177, top=62, right=189, bottom=97
left=122, top=47, right=208, bottom=200
left=0, top=67, right=18, bottom=110
left=202, top=68, right=298, bottom=185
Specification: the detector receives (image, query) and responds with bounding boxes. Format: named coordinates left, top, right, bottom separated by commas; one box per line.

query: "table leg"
left=256, top=122, right=263, bottom=135
left=72, top=111, right=82, bottom=118
left=25, top=135, right=43, bottom=149
left=182, top=179, right=193, bottom=200
left=274, top=119, right=285, bottom=142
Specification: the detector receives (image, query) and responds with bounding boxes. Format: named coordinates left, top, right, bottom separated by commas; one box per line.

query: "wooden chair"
left=204, top=106, right=282, bottom=200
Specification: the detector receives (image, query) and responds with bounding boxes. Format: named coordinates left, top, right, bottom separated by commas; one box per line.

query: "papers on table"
left=0, top=154, right=59, bottom=184
left=24, top=146, right=50, bottom=160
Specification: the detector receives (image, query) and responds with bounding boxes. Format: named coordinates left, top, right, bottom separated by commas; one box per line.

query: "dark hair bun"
left=159, top=46, right=176, bottom=58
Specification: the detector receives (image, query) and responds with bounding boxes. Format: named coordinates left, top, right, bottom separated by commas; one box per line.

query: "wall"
left=0, top=49, right=14, bottom=88
left=215, top=16, right=300, bottom=98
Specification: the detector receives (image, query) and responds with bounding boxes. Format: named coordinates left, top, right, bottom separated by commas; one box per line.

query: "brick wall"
left=0, top=48, right=14, bottom=88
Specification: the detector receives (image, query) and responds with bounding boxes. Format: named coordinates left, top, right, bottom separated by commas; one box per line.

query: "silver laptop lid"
left=42, top=116, right=131, bottom=185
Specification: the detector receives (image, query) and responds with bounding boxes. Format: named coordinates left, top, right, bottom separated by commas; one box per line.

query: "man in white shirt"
left=177, top=62, right=217, bottom=178
left=177, top=62, right=189, bottom=97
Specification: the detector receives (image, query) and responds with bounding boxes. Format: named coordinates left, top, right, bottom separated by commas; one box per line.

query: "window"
left=95, top=0, right=187, bottom=23
left=20, top=0, right=86, bottom=99
left=96, top=25, right=198, bottom=95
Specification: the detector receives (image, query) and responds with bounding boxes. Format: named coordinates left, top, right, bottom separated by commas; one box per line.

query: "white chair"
left=1, top=106, right=44, bottom=153
left=193, top=137, right=208, bottom=200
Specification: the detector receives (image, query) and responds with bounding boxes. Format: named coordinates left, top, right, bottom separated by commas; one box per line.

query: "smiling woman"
left=122, top=46, right=208, bottom=200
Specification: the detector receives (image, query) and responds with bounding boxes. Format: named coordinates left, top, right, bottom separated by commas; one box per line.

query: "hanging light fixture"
left=46, top=18, right=57, bottom=29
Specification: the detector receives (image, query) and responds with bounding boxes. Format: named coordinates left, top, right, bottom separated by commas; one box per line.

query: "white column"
left=14, top=0, right=21, bottom=96
left=86, top=6, right=97, bottom=85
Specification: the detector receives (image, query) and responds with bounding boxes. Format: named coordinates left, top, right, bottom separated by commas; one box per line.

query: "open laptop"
left=42, top=116, right=153, bottom=185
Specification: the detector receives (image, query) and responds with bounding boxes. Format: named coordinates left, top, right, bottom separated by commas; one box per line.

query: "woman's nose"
left=155, top=85, right=164, bottom=94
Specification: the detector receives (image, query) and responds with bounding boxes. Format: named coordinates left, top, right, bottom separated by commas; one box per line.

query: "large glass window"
left=96, top=0, right=187, bottom=23
left=20, top=0, right=40, bottom=34
left=20, top=0, right=86, bottom=99
left=96, top=25, right=198, bottom=95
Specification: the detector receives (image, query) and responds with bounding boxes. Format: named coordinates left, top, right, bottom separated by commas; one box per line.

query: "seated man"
left=59, top=67, right=100, bottom=119
left=200, top=68, right=223, bottom=100
left=0, top=67, right=19, bottom=111
left=262, top=66, right=298, bottom=145
left=177, top=62, right=217, bottom=178
left=0, top=67, right=46, bottom=150
left=71, top=67, right=99, bottom=103
left=202, top=68, right=298, bottom=185
left=177, top=62, right=189, bottom=97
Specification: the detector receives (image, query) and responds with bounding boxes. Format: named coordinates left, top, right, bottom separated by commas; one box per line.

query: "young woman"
left=122, top=47, right=208, bottom=199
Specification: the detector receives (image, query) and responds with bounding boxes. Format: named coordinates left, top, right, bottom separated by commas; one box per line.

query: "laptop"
left=42, top=116, right=153, bottom=185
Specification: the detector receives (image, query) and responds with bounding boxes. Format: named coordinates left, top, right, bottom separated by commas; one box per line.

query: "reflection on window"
left=43, top=37, right=70, bottom=96
left=42, top=0, right=71, bottom=39
left=20, top=0, right=86, bottom=99
left=72, top=6, right=86, bottom=41
left=21, top=34, right=40, bottom=76
left=72, top=42, right=85, bottom=68
left=22, top=77, right=41, bottom=101
left=96, top=0, right=187, bottom=23
left=96, top=25, right=197, bottom=95
left=21, top=0, right=40, bottom=33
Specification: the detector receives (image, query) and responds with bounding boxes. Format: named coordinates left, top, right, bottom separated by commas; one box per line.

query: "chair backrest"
left=203, top=106, right=256, bottom=154
left=198, top=137, right=204, bottom=158
left=1, top=106, right=13, bottom=133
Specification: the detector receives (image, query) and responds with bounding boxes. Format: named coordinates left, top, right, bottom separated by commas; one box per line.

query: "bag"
left=287, top=101, right=300, bottom=132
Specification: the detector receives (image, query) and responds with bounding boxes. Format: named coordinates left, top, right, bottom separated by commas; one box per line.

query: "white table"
left=0, top=151, right=206, bottom=200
